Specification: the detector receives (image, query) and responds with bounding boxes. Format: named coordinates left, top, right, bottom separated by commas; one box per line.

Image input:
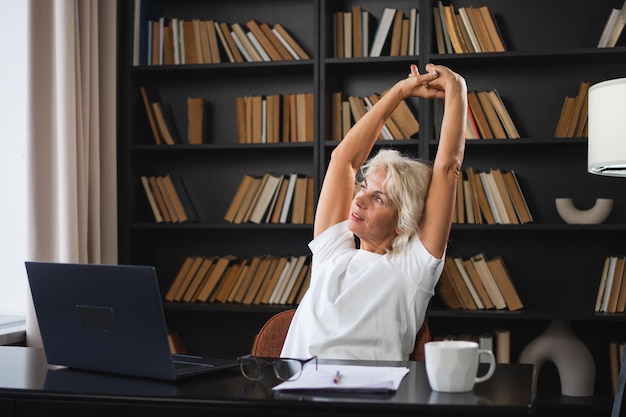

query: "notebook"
left=25, top=261, right=239, bottom=381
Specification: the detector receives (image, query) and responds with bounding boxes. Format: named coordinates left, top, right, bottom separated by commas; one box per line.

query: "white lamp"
left=588, top=77, right=626, bottom=176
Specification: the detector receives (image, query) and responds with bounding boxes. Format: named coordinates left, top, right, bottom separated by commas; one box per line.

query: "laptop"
left=25, top=261, right=239, bottom=381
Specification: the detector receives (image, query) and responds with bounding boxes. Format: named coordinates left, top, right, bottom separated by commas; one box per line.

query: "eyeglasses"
left=238, top=354, right=317, bottom=381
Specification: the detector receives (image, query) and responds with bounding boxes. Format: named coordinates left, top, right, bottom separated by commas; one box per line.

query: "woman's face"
left=347, top=168, right=399, bottom=254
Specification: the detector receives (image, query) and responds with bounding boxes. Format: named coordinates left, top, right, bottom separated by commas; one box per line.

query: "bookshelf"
left=118, top=1, right=626, bottom=414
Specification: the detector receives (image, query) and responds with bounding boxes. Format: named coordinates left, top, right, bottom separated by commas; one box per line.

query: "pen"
left=332, top=370, right=341, bottom=384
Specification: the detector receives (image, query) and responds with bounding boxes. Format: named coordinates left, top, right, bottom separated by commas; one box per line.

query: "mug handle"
left=475, top=349, right=496, bottom=384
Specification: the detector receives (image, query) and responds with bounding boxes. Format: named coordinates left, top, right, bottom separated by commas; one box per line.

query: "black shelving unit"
left=118, top=1, right=626, bottom=414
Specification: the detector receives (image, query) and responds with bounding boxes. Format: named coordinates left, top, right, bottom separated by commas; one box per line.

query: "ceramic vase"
left=518, top=319, right=595, bottom=397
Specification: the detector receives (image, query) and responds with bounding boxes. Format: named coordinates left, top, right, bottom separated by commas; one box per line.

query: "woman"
left=281, top=63, right=467, bottom=360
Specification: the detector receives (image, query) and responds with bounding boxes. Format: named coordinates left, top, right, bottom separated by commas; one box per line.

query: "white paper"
left=272, top=364, right=410, bottom=392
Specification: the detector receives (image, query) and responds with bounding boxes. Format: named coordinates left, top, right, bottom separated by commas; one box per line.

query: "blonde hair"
left=360, top=149, right=432, bottom=255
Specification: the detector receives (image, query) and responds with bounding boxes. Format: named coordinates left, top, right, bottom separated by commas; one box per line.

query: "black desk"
left=0, top=346, right=535, bottom=416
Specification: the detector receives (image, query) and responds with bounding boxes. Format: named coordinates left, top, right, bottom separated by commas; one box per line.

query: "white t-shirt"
left=280, top=220, right=444, bottom=361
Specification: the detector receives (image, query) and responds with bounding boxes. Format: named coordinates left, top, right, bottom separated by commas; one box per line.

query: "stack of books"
left=554, top=81, right=590, bottom=138
left=235, top=93, right=314, bottom=144
left=438, top=253, right=523, bottom=311
left=224, top=172, right=314, bottom=225
left=165, top=254, right=310, bottom=305
left=595, top=255, right=626, bottom=313
left=465, top=90, right=519, bottom=139
left=433, top=2, right=506, bottom=54
left=333, top=7, right=420, bottom=58
left=138, top=17, right=309, bottom=66
left=140, top=174, right=198, bottom=223
left=453, top=167, right=533, bottom=225
left=330, top=91, right=419, bottom=141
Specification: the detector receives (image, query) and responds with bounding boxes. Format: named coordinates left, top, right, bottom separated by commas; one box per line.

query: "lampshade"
left=588, top=77, right=626, bottom=176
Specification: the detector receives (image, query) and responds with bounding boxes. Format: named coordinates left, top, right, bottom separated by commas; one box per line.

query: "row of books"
left=165, top=254, right=311, bottom=306
left=434, top=328, right=511, bottom=364
left=453, top=167, right=533, bottom=225
left=333, top=7, right=420, bottom=58
left=235, top=93, right=314, bottom=144
left=438, top=253, right=524, bottom=311
left=598, top=2, right=626, bottom=48
left=139, top=15, right=309, bottom=66
left=140, top=85, right=209, bottom=145
left=330, top=91, right=420, bottom=142
left=554, top=81, right=590, bottom=138
left=595, top=255, right=626, bottom=314
left=466, top=90, right=519, bottom=140
left=224, top=172, right=314, bottom=225
left=433, top=2, right=506, bottom=54
left=140, top=174, right=198, bottom=223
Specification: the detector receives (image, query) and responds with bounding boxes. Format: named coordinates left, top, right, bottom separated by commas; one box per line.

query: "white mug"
left=425, top=340, right=496, bottom=392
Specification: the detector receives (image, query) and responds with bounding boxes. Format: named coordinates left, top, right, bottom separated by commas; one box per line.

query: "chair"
left=251, top=309, right=431, bottom=361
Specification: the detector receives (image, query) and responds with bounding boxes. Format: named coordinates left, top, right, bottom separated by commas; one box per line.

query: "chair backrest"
left=251, top=309, right=431, bottom=361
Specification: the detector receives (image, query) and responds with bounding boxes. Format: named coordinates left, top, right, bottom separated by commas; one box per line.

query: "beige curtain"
left=25, top=0, right=117, bottom=347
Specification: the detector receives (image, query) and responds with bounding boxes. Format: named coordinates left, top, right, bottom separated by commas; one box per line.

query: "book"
left=480, top=171, right=507, bottom=224
left=152, top=101, right=181, bottom=145
left=165, top=256, right=197, bottom=302
left=252, top=257, right=282, bottom=304
left=242, top=255, right=274, bottom=304
left=259, top=22, right=293, bottom=60
left=369, top=8, right=397, bottom=57
left=352, top=6, right=362, bottom=58
left=444, top=257, right=478, bottom=310
left=231, top=22, right=263, bottom=62
left=494, top=328, right=511, bottom=363
left=304, top=176, right=315, bottom=224
left=486, top=256, right=524, bottom=311
left=278, top=255, right=308, bottom=304
left=182, top=256, right=216, bottom=302
left=502, top=170, right=533, bottom=224
left=467, top=91, right=493, bottom=139
left=436, top=266, right=464, bottom=309
left=272, top=23, right=310, bottom=59
left=601, top=255, right=619, bottom=313
left=491, top=168, right=519, bottom=224
left=248, top=172, right=283, bottom=224
left=140, top=175, right=164, bottom=223
left=470, top=252, right=507, bottom=310
left=436, top=1, right=453, bottom=53
left=148, top=176, right=172, bottom=222
left=246, top=19, right=283, bottom=61
left=187, top=97, right=207, bottom=144
left=432, top=6, right=446, bottom=54
left=564, top=81, right=590, bottom=138
left=615, top=258, right=626, bottom=313
left=476, top=91, right=507, bottom=139
left=279, top=172, right=299, bottom=223
left=155, top=176, right=180, bottom=222
left=161, top=174, right=190, bottom=223
left=596, top=256, right=613, bottom=312
left=441, top=3, right=467, bottom=53
left=233, top=175, right=264, bottom=224
left=463, top=258, right=495, bottom=309
left=477, top=6, right=506, bottom=52
left=290, top=175, right=309, bottom=224
left=259, top=256, right=289, bottom=304
left=139, top=85, right=164, bottom=144
left=269, top=176, right=290, bottom=224
left=224, top=174, right=253, bottom=223
left=471, top=169, right=496, bottom=225
left=607, top=255, right=625, bottom=313
left=196, top=255, right=237, bottom=302
left=217, top=22, right=244, bottom=62
left=466, top=167, right=483, bottom=224
left=488, top=90, right=520, bottom=139
left=451, top=257, right=483, bottom=309
left=554, top=96, right=576, bottom=138
left=389, top=9, right=404, bottom=56
left=214, top=260, right=243, bottom=303
left=226, top=259, right=251, bottom=302
left=168, top=174, right=199, bottom=222
left=232, top=256, right=263, bottom=303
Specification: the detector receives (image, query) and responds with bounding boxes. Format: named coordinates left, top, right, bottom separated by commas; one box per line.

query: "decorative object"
left=555, top=198, right=613, bottom=224
left=518, top=320, right=595, bottom=397
left=588, top=78, right=626, bottom=177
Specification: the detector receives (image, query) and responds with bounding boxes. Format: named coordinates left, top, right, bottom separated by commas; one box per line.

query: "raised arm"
left=417, top=65, right=467, bottom=259
left=314, top=64, right=444, bottom=237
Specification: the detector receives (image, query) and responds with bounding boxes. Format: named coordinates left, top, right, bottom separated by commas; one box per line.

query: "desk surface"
left=0, top=346, right=535, bottom=416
